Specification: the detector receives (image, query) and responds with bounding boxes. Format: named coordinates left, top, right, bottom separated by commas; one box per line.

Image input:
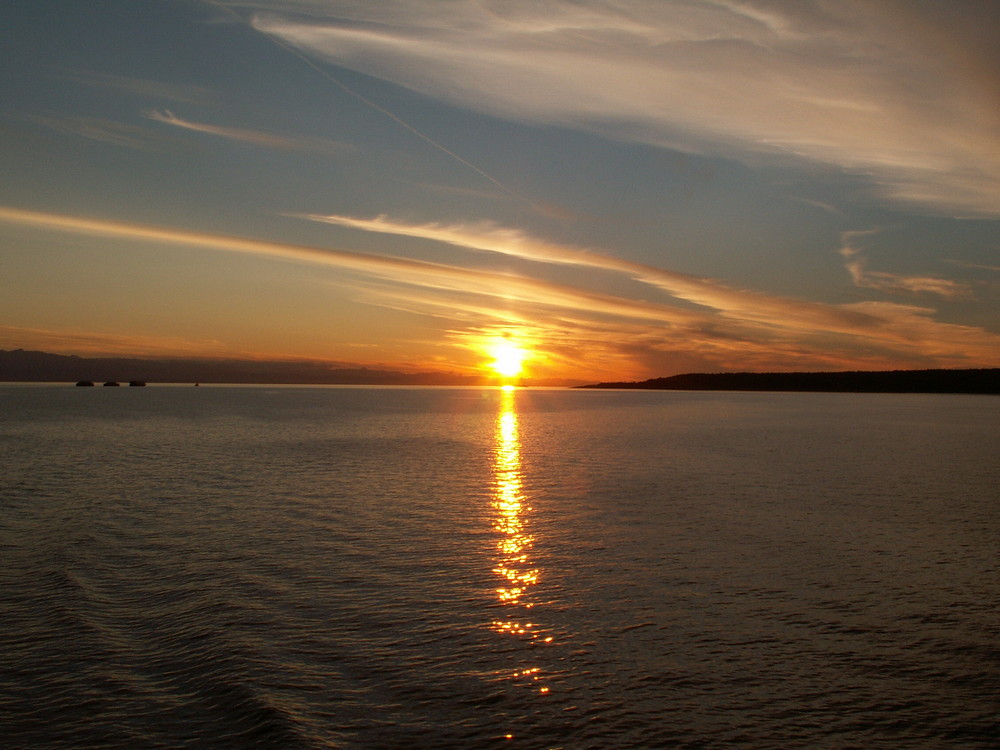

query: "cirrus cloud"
left=145, top=108, right=351, bottom=154
left=244, top=0, right=1000, bottom=217
left=2, top=205, right=998, bottom=377
left=838, top=229, right=972, bottom=299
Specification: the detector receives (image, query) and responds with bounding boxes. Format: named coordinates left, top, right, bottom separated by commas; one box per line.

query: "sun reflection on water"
left=490, top=387, right=551, bottom=696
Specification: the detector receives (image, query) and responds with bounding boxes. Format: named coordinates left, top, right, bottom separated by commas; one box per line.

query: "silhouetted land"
left=0, top=349, right=484, bottom=386
left=580, top=369, right=1000, bottom=394
left=4, top=349, right=995, bottom=391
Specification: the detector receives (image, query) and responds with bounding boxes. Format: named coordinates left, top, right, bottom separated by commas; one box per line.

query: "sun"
left=487, top=339, right=528, bottom=379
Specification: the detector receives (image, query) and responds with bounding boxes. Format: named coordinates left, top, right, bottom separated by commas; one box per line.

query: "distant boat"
left=75, top=381, right=94, bottom=387
left=103, top=381, right=120, bottom=387
left=128, top=381, right=147, bottom=387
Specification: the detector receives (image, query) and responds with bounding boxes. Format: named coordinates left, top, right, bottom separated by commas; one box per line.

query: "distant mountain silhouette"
left=0, top=349, right=485, bottom=386
left=580, top=369, right=1000, bottom=394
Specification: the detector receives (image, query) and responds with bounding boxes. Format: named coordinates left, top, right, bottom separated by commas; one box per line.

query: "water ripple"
left=2, top=387, right=998, bottom=748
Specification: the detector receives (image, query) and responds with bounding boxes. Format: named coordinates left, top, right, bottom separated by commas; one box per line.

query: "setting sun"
left=487, top=339, right=528, bottom=379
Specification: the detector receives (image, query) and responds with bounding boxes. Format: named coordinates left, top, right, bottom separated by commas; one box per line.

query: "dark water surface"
left=1, top=385, right=997, bottom=748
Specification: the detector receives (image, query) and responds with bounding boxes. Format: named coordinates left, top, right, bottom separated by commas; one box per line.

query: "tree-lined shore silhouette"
left=580, top=369, right=1000, bottom=394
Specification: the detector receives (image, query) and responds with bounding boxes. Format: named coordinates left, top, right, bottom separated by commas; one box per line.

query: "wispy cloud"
left=945, top=259, right=1000, bottom=274
left=245, top=0, right=1000, bottom=217
left=145, top=109, right=351, bottom=154
left=0, top=206, right=700, bottom=327
left=302, top=213, right=880, bottom=334
left=788, top=196, right=842, bottom=216
left=25, top=113, right=187, bottom=152
left=0, top=324, right=232, bottom=358
left=841, top=301, right=1000, bottom=364
left=55, top=69, right=212, bottom=104
left=298, top=211, right=1000, bottom=371
left=839, top=230, right=971, bottom=298
left=2, top=206, right=998, bottom=376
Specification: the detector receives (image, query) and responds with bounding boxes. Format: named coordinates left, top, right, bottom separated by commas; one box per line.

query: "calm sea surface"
left=1, top=385, right=997, bottom=749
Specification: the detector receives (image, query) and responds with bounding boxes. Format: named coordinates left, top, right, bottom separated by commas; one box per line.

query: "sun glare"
left=488, top=339, right=528, bottom=379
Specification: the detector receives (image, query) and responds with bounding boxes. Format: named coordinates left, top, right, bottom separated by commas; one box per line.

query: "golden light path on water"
left=490, top=387, right=552, bottom=707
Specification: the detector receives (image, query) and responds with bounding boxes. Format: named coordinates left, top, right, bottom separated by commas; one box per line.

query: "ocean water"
left=1, top=384, right=997, bottom=749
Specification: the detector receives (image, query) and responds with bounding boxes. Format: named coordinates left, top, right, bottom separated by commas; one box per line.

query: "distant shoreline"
left=0, top=348, right=582, bottom=387
left=2, top=349, right=997, bottom=392
left=578, top=368, right=1000, bottom=394
left=0, top=348, right=483, bottom=386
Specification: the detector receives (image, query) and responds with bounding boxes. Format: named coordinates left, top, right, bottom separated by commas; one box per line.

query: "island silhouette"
left=579, top=369, right=999, bottom=394
left=1, top=349, right=997, bottom=392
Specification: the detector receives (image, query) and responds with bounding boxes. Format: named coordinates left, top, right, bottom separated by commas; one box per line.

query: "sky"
left=2, top=0, right=998, bottom=383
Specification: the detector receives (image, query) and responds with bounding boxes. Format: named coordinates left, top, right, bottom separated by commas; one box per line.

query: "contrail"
left=204, top=0, right=531, bottom=205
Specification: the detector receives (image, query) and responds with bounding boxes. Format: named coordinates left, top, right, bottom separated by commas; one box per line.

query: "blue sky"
left=2, top=0, right=998, bottom=381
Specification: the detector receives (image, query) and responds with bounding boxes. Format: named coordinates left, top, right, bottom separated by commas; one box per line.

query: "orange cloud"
left=303, top=213, right=881, bottom=333
left=0, top=324, right=234, bottom=358
left=3, top=206, right=998, bottom=377
left=300, top=212, right=1000, bottom=373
